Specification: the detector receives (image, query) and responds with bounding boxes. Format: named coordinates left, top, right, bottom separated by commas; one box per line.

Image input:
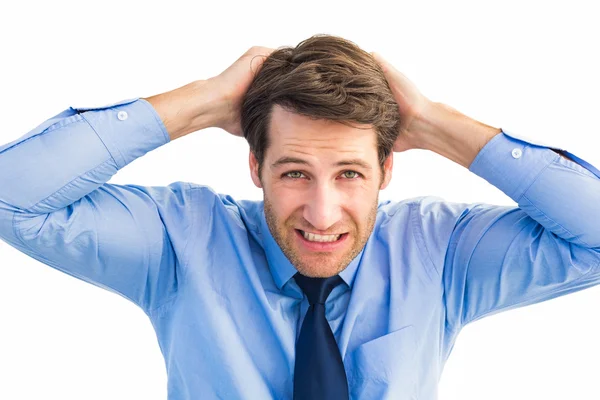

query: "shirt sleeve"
left=0, top=97, right=194, bottom=315
left=424, top=130, right=600, bottom=332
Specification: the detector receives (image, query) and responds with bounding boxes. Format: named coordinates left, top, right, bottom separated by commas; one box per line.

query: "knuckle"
left=249, top=46, right=274, bottom=55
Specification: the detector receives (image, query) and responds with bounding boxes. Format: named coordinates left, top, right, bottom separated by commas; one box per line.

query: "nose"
left=302, top=183, right=343, bottom=232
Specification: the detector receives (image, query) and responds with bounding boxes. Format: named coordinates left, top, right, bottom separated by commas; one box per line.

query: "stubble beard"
left=263, top=195, right=378, bottom=278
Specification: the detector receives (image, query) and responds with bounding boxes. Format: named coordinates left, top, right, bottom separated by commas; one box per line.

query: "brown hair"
left=241, top=34, right=402, bottom=181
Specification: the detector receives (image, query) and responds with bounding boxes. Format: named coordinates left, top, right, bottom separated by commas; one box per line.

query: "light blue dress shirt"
left=1, top=97, right=599, bottom=400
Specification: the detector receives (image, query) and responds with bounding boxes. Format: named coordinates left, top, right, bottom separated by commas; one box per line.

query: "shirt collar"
left=258, top=204, right=364, bottom=291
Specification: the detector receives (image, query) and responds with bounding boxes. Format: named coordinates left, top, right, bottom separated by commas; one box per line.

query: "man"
left=0, top=34, right=598, bottom=400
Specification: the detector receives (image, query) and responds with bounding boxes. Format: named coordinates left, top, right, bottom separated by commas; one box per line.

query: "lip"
left=295, top=229, right=349, bottom=252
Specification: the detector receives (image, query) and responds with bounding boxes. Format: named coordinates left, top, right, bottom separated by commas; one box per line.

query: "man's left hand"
left=371, top=51, right=432, bottom=153
left=372, top=51, right=502, bottom=168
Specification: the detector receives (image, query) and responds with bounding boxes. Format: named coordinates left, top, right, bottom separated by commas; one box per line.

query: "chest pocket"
left=345, top=325, right=418, bottom=400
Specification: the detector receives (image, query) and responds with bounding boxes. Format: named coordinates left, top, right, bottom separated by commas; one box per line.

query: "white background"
left=1, top=0, right=599, bottom=398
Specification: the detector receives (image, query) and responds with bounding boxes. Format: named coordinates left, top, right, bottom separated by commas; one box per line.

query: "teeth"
left=301, top=231, right=342, bottom=242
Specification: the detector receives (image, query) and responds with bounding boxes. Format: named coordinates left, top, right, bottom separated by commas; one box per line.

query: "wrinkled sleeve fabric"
left=0, top=98, right=193, bottom=315
left=418, top=130, right=600, bottom=333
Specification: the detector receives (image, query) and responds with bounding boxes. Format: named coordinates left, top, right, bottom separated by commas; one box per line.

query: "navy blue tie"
left=293, top=272, right=349, bottom=400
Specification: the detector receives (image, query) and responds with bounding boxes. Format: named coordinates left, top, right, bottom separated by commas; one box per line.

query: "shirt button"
left=511, top=148, right=522, bottom=159
left=117, top=111, right=128, bottom=121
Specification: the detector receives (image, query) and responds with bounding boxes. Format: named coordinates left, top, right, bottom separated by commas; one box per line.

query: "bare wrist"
left=413, top=102, right=502, bottom=168
left=144, top=79, right=228, bottom=141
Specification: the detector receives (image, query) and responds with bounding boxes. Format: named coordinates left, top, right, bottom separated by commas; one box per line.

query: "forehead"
left=266, top=105, right=378, bottom=162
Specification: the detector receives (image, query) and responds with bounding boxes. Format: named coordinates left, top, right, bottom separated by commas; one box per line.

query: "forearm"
left=410, top=102, right=501, bottom=168
left=468, top=130, right=600, bottom=250
left=143, top=79, right=228, bottom=141
left=0, top=99, right=168, bottom=214
left=413, top=101, right=600, bottom=247
left=413, top=102, right=574, bottom=168
left=0, top=78, right=225, bottom=216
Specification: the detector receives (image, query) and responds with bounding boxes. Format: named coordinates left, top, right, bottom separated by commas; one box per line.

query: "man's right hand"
left=145, top=46, right=274, bottom=141
left=209, top=46, right=275, bottom=137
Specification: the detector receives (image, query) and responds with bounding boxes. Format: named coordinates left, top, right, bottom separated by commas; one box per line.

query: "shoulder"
left=186, top=183, right=263, bottom=232
left=377, top=195, right=468, bottom=221
left=376, top=196, right=475, bottom=273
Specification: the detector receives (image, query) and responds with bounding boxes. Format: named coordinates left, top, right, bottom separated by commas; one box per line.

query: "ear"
left=249, top=151, right=263, bottom=188
left=379, top=152, right=393, bottom=190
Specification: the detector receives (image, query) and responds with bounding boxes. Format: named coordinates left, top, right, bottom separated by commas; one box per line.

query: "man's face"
left=250, top=105, right=393, bottom=278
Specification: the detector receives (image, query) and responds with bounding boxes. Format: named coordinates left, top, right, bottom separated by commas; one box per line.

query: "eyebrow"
left=271, top=156, right=372, bottom=171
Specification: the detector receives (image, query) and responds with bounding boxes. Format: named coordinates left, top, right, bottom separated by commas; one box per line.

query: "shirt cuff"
left=468, top=129, right=600, bottom=201
left=70, top=97, right=170, bottom=169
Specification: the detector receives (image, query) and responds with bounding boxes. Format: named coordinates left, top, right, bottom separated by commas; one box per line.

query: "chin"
left=293, top=258, right=348, bottom=278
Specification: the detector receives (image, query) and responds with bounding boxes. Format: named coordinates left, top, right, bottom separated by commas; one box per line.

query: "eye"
left=282, top=170, right=363, bottom=180
left=341, top=170, right=361, bottom=179
left=284, top=171, right=305, bottom=179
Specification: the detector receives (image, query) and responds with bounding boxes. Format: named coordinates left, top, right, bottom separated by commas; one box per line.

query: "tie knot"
left=293, top=273, right=344, bottom=305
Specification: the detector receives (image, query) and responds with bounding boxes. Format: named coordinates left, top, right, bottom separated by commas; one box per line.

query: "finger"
left=370, top=51, right=389, bottom=73
left=250, top=54, right=269, bottom=74
left=370, top=51, right=383, bottom=61
left=249, top=48, right=276, bottom=73
left=371, top=52, right=412, bottom=85
left=247, top=46, right=275, bottom=56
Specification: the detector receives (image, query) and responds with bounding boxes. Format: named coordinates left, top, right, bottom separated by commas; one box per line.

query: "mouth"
left=295, top=229, right=349, bottom=251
